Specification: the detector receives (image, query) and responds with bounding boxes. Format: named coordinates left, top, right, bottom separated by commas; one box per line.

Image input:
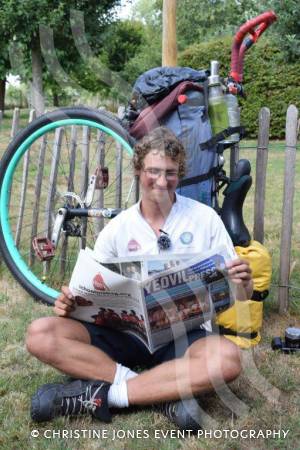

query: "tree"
left=265, top=0, right=300, bottom=62
left=100, top=20, right=144, bottom=72
left=0, top=0, right=122, bottom=113
left=176, top=0, right=264, bottom=48
left=0, top=46, right=10, bottom=112
left=122, top=0, right=162, bottom=82
left=0, top=16, right=14, bottom=112
left=121, top=0, right=264, bottom=83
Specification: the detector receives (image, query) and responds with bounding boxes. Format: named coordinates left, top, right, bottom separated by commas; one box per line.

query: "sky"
left=116, top=0, right=135, bottom=19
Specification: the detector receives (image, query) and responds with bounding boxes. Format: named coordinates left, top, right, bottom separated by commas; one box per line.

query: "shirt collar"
left=136, top=192, right=178, bottom=216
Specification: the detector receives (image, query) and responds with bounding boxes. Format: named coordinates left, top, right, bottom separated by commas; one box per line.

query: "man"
left=27, top=127, right=253, bottom=430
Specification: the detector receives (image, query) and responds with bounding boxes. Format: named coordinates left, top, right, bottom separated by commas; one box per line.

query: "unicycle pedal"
left=32, top=237, right=55, bottom=261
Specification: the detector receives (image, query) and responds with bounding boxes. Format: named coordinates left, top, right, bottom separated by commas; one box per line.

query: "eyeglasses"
left=142, top=168, right=179, bottom=181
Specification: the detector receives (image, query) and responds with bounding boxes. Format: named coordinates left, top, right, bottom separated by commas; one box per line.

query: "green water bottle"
left=225, top=92, right=240, bottom=143
left=208, top=61, right=230, bottom=142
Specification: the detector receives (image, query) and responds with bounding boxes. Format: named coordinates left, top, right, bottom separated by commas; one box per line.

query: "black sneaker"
left=156, top=398, right=202, bottom=431
left=31, top=379, right=111, bottom=423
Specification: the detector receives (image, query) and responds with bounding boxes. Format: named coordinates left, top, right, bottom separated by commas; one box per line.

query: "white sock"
left=113, top=363, right=138, bottom=385
left=107, top=381, right=129, bottom=408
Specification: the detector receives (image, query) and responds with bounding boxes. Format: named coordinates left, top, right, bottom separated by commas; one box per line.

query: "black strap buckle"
left=200, top=126, right=246, bottom=150
left=251, top=290, right=269, bottom=301
left=177, top=166, right=218, bottom=188
left=214, top=324, right=258, bottom=339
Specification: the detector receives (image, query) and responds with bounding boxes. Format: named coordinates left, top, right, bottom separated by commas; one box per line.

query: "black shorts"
left=80, top=321, right=212, bottom=369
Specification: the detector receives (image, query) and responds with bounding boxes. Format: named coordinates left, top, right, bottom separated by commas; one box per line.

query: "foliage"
left=0, top=0, right=121, bottom=46
left=264, top=0, right=300, bottom=62
left=121, top=0, right=162, bottom=84
left=122, top=33, right=162, bottom=85
left=176, top=0, right=264, bottom=49
left=0, top=0, right=122, bottom=102
left=100, top=20, right=144, bottom=72
left=5, top=84, right=28, bottom=109
left=120, top=0, right=265, bottom=84
left=0, top=46, right=10, bottom=81
left=179, top=37, right=300, bottom=138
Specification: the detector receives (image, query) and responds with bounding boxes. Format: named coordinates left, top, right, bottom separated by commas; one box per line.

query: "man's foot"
left=31, top=379, right=111, bottom=423
left=156, top=398, right=202, bottom=432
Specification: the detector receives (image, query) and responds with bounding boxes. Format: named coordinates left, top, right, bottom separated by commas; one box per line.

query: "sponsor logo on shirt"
left=127, top=239, right=141, bottom=252
left=93, top=273, right=108, bottom=291
left=180, top=231, right=194, bottom=245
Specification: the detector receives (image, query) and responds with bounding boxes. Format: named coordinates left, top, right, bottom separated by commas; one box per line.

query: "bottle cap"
left=285, top=327, right=300, bottom=340
left=208, top=61, right=221, bottom=86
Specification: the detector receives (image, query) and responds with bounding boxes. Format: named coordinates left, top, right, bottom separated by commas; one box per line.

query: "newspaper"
left=69, top=246, right=235, bottom=353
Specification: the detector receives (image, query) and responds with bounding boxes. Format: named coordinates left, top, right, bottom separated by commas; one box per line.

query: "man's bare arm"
left=226, top=258, right=253, bottom=301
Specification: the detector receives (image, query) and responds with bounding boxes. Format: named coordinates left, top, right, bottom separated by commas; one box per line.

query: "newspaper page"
left=69, top=250, right=151, bottom=348
left=68, top=246, right=234, bottom=353
left=141, top=247, right=234, bottom=352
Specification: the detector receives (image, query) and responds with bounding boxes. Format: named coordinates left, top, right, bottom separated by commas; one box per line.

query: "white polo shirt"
left=94, top=194, right=236, bottom=332
left=94, top=193, right=236, bottom=260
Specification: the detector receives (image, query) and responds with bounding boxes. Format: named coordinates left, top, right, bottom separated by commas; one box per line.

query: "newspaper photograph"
left=142, top=252, right=233, bottom=350
left=68, top=246, right=235, bottom=353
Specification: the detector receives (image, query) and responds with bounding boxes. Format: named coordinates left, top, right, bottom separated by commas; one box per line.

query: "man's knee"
left=187, top=335, right=242, bottom=384
left=26, top=317, right=60, bottom=361
left=221, top=338, right=242, bottom=382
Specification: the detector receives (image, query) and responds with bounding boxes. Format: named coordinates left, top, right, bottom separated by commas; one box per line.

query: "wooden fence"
left=0, top=106, right=299, bottom=312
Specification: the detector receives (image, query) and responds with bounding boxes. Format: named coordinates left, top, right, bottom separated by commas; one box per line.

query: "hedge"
left=179, top=36, right=300, bottom=138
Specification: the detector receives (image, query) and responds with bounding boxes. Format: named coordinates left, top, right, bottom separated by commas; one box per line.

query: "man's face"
left=137, top=150, right=179, bottom=204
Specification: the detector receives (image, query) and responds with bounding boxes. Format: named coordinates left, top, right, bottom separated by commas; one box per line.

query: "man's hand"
left=54, top=286, right=76, bottom=317
left=226, top=258, right=253, bottom=300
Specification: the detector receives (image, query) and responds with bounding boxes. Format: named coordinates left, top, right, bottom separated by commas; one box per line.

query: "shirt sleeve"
left=94, top=217, right=119, bottom=260
left=209, top=210, right=237, bottom=259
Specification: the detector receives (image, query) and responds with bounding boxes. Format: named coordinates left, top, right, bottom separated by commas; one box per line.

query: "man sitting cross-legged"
left=26, top=127, right=253, bottom=430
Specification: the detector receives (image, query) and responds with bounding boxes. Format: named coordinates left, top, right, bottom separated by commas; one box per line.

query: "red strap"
left=130, top=81, right=203, bottom=140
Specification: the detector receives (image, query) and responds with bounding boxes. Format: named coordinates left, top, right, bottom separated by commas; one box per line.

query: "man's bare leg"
left=127, top=335, right=241, bottom=404
left=27, top=318, right=241, bottom=405
left=26, top=317, right=117, bottom=382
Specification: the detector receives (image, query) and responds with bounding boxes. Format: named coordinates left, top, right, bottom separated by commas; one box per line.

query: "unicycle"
left=0, top=107, right=135, bottom=305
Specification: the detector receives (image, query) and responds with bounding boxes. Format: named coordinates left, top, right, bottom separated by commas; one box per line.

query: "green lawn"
left=0, top=110, right=299, bottom=450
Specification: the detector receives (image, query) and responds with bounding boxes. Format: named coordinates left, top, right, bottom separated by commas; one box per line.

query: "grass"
left=0, top=110, right=300, bottom=449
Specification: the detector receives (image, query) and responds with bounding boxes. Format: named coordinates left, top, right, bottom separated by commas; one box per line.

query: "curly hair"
left=133, top=127, right=186, bottom=178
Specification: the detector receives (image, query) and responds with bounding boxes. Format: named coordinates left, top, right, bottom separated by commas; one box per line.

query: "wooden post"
left=45, top=128, right=64, bottom=241
left=15, top=110, right=36, bottom=248
left=162, top=0, right=177, bottom=66
left=44, top=127, right=64, bottom=276
left=253, top=107, right=270, bottom=243
left=94, top=127, right=106, bottom=234
left=10, top=108, right=20, bottom=140
left=59, top=125, right=78, bottom=276
left=80, top=126, right=90, bottom=249
left=278, top=105, right=298, bottom=313
left=29, top=134, right=48, bottom=266
left=115, top=106, right=124, bottom=208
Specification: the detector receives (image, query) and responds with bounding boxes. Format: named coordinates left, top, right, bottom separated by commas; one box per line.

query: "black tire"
left=0, top=107, right=135, bottom=305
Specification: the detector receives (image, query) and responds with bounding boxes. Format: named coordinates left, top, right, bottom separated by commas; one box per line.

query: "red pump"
left=228, top=11, right=277, bottom=94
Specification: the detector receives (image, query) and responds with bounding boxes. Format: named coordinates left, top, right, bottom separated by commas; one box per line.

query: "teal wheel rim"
left=0, top=118, right=133, bottom=299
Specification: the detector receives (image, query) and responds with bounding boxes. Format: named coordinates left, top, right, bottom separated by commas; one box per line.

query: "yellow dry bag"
left=214, top=240, right=272, bottom=348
